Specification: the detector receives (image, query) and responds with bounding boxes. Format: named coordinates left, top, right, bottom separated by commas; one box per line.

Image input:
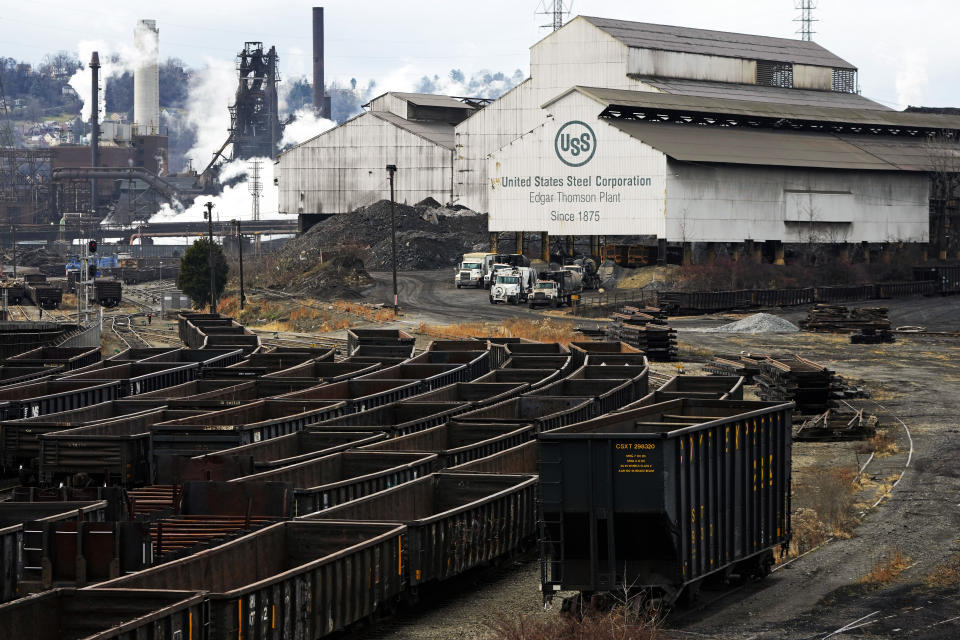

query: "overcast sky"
left=3, top=0, right=957, bottom=110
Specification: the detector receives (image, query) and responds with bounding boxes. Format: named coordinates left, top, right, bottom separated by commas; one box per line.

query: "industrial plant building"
left=276, top=15, right=960, bottom=259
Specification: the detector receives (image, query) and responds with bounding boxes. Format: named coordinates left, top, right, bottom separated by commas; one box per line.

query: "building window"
left=832, top=68, right=857, bottom=93
left=756, top=61, right=793, bottom=88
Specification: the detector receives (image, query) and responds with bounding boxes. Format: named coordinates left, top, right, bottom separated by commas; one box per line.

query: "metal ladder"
left=538, top=454, right=565, bottom=593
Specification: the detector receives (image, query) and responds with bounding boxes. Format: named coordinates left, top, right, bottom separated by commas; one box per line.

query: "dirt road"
left=365, top=270, right=551, bottom=324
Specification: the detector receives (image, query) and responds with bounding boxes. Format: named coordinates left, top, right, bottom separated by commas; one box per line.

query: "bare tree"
left=924, top=132, right=960, bottom=260
left=40, top=51, right=80, bottom=79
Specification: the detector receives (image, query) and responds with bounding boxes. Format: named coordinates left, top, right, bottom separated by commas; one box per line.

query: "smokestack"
left=90, top=51, right=100, bottom=212
left=312, top=7, right=331, bottom=119
left=134, top=19, right=160, bottom=134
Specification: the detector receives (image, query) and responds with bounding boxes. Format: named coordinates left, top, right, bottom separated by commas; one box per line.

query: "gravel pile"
left=284, top=199, right=488, bottom=272
left=705, top=313, right=800, bottom=334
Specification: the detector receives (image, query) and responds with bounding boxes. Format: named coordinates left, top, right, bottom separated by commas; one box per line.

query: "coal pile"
left=260, top=247, right=373, bottom=300
left=285, top=199, right=488, bottom=272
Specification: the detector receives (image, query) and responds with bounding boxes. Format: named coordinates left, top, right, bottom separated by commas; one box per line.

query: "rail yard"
left=2, top=2, right=960, bottom=639
left=0, top=285, right=954, bottom=639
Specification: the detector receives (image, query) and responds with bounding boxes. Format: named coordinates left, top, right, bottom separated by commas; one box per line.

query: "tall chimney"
left=312, top=7, right=331, bottom=119
left=134, top=19, right=160, bottom=134
left=90, top=51, right=100, bottom=213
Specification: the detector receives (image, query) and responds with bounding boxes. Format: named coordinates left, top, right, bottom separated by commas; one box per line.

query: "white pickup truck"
left=489, top=267, right=535, bottom=305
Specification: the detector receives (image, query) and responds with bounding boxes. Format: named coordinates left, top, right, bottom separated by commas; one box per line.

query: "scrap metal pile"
left=604, top=305, right=678, bottom=361
left=0, top=313, right=795, bottom=637
left=800, top=304, right=895, bottom=343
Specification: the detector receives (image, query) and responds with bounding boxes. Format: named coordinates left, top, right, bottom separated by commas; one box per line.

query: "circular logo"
left=554, top=120, right=597, bottom=167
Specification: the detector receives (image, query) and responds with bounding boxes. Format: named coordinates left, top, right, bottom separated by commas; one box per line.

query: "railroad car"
left=356, top=362, right=470, bottom=392
left=310, top=400, right=470, bottom=437
left=346, top=327, right=415, bottom=356
left=474, top=366, right=564, bottom=390
left=537, top=398, right=793, bottom=612
left=92, top=278, right=122, bottom=307
left=0, top=501, right=108, bottom=602
left=231, top=450, right=439, bottom=514
left=409, top=349, right=491, bottom=380
left=24, top=282, right=62, bottom=309
left=0, top=587, right=202, bottom=639
left=92, top=521, right=407, bottom=639
left=408, top=381, right=528, bottom=407
left=361, top=420, right=535, bottom=468
left=0, top=283, right=24, bottom=304
left=305, top=472, right=538, bottom=587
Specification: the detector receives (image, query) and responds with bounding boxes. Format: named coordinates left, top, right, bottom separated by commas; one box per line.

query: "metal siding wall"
left=277, top=113, right=452, bottom=214
left=455, top=18, right=658, bottom=213
left=793, top=64, right=833, bottom=90
left=666, top=161, right=930, bottom=243
left=530, top=18, right=645, bottom=109
left=366, top=94, right=408, bottom=119
left=454, top=80, right=542, bottom=213
left=488, top=92, right=667, bottom=235
left=629, top=49, right=756, bottom=84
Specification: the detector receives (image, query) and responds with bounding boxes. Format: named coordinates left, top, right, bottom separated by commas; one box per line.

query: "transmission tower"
left=794, top=1, right=817, bottom=41
left=536, top=0, right=571, bottom=31
left=248, top=159, right=262, bottom=221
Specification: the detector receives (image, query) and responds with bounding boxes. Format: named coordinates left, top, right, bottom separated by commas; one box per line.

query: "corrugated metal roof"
left=582, top=16, right=856, bottom=69
left=388, top=92, right=475, bottom=110
left=370, top=111, right=455, bottom=149
left=559, top=86, right=960, bottom=130
left=607, top=120, right=957, bottom=171
left=638, top=77, right=891, bottom=111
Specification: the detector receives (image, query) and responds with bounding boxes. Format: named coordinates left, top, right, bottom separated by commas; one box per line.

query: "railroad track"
left=111, top=315, right=151, bottom=349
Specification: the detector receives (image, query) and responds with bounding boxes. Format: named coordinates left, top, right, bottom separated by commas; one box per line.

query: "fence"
left=573, top=280, right=940, bottom=317
left=570, top=290, right=658, bottom=317
left=57, top=320, right=102, bottom=348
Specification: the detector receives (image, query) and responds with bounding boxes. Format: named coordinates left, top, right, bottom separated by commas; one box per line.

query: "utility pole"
left=233, top=219, right=246, bottom=310
left=10, top=225, right=16, bottom=278
left=204, top=201, right=217, bottom=314
left=386, top=164, right=398, bottom=314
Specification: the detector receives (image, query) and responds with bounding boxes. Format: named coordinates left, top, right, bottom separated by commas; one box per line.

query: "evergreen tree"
left=177, top=238, right=229, bottom=309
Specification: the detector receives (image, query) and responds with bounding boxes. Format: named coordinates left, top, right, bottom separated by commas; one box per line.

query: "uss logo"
left=554, top=120, right=597, bottom=167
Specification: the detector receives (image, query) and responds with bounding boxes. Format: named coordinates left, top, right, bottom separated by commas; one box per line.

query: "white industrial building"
left=275, top=15, right=960, bottom=255
left=276, top=92, right=476, bottom=221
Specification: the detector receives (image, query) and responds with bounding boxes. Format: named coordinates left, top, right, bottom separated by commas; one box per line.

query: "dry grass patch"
left=793, top=465, right=861, bottom=540
left=486, top=609, right=660, bottom=640
left=217, top=295, right=356, bottom=333
left=854, top=429, right=898, bottom=458
left=788, top=507, right=829, bottom=557
left=859, top=548, right=911, bottom=586
left=924, top=552, right=960, bottom=589
left=416, top=318, right=579, bottom=345
left=331, top=301, right=395, bottom=323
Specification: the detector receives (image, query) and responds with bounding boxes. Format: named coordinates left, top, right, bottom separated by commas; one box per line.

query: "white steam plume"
left=895, top=49, right=928, bottom=108
left=182, top=58, right=237, bottom=172
left=150, top=156, right=281, bottom=223
left=280, top=107, right=336, bottom=147
left=67, top=34, right=164, bottom=122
